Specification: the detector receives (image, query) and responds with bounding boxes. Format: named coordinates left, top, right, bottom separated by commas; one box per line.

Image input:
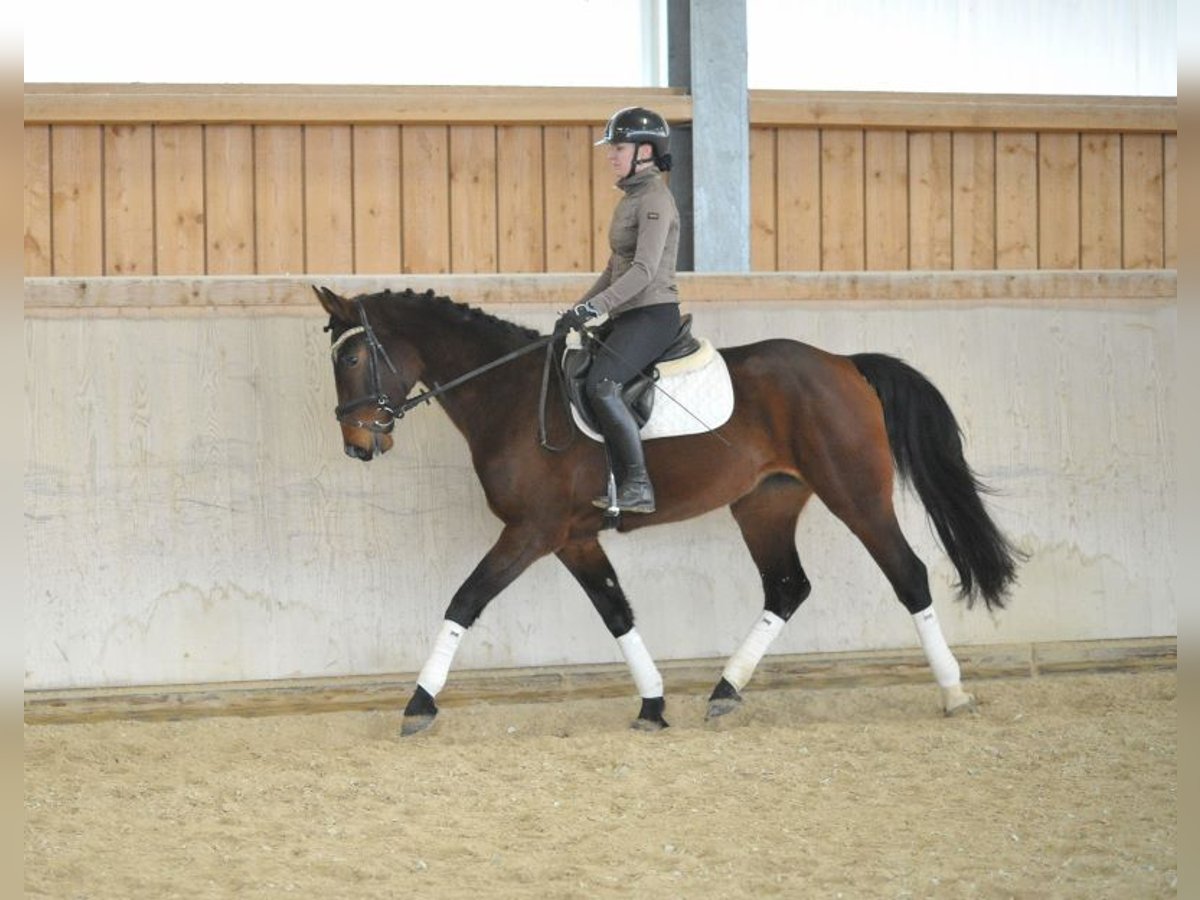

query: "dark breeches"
left=585, top=303, right=681, bottom=392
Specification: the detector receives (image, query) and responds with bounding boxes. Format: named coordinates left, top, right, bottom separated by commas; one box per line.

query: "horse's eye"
left=339, top=352, right=359, bottom=367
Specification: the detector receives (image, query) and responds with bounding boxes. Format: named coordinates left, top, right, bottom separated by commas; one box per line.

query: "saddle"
left=563, top=314, right=703, bottom=434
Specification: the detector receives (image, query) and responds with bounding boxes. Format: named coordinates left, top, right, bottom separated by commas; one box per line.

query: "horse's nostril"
left=345, top=444, right=372, bottom=461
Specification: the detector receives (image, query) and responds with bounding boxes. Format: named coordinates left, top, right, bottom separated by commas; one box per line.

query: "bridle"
left=328, top=300, right=559, bottom=438
left=330, top=303, right=401, bottom=434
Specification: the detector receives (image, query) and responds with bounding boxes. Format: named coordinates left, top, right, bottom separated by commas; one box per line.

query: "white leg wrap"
left=912, top=606, right=961, bottom=689
left=416, top=620, right=466, bottom=698
left=617, top=628, right=664, bottom=699
left=722, top=610, right=786, bottom=692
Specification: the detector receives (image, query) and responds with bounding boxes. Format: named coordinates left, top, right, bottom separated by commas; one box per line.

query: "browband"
left=330, top=326, right=366, bottom=359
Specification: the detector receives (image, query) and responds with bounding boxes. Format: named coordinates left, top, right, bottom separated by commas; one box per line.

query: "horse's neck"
left=409, top=317, right=514, bottom=384
left=398, top=313, right=537, bottom=433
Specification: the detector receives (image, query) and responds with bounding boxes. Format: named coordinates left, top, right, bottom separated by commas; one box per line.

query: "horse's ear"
left=313, top=285, right=354, bottom=323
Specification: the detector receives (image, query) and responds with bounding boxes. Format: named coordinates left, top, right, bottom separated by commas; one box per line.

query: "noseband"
left=331, top=303, right=400, bottom=433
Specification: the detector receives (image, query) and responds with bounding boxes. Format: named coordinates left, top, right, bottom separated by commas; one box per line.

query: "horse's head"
left=315, top=286, right=415, bottom=461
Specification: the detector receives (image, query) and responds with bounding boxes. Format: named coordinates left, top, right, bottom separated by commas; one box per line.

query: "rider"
left=554, top=106, right=682, bottom=515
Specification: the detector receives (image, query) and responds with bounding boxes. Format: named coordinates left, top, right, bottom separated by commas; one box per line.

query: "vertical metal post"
left=666, top=0, right=695, bottom=272
left=667, top=0, right=749, bottom=273
left=688, top=0, right=749, bottom=271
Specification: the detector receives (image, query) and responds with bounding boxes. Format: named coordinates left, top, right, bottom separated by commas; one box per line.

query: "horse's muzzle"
left=342, top=426, right=394, bottom=461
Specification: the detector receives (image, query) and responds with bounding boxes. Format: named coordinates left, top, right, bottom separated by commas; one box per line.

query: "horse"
left=314, top=286, right=1022, bottom=736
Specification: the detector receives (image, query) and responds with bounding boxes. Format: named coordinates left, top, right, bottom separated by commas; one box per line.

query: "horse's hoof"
left=706, top=678, right=743, bottom=720
left=944, top=695, right=978, bottom=717
left=631, top=715, right=669, bottom=732
left=706, top=697, right=742, bottom=719
left=400, top=714, right=437, bottom=737
left=401, top=685, right=438, bottom=736
left=632, top=696, right=669, bottom=732
left=941, top=685, right=978, bottom=717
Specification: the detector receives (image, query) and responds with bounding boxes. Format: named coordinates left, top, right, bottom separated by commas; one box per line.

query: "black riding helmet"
left=596, top=107, right=672, bottom=172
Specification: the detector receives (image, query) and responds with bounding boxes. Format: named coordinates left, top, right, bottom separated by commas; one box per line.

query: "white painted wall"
left=747, top=0, right=1178, bottom=95
left=23, top=0, right=1177, bottom=97
left=24, top=296, right=1176, bottom=690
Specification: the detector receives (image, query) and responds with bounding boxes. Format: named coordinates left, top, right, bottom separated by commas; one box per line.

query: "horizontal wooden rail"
left=750, top=90, right=1176, bottom=133
left=24, top=84, right=694, bottom=125
left=23, top=270, right=1177, bottom=316
left=25, top=85, right=1176, bottom=132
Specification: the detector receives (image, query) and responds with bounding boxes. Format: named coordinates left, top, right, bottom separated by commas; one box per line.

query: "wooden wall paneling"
left=25, top=89, right=1173, bottom=280
left=908, top=132, right=953, bottom=270
left=103, top=125, right=155, bottom=275
left=995, top=132, right=1038, bottom=269
left=819, top=129, right=865, bottom=271
left=542, top=125, right=593, bottom=272
left=448, top=125, right=498, bottom=274
left=951, top=131, right=996, bottom=270
left=254, top=126, right=305, bottom=274
left=775, top=128, right=821, bottom=271
left=401, top=126, right=451, bottom=273
left=24, top=126, right=52, bottom=276
left=153, top=125, right=205, bottom=275
left=1037, top=133, right=1081, bottom=269
left=303, top=125, right=354, bottom=273
left=1163, top=134, right=1177, bottom=268
left=1121, top=133, right=1165, bottom=268
left=204, top=125, right=255, bottom=274
left=351, top=125, right=403, bottom=274
left=496, top=126, right=545, bottom=273
left=864, top=129, right=908, bottom=270
left=1080, top=133, right=1122, bottom=268
left=749, top=127, right=777, bottom=271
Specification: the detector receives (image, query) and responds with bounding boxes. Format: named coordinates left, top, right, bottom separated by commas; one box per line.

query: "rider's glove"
left=554, top=300, right=599, bottom=335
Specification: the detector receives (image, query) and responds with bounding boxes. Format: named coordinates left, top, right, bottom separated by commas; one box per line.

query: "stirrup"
left=592, top=477, right=655, bottom=514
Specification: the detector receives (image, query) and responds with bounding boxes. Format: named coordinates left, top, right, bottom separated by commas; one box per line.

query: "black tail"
left=851, top=353, right=1023, bottom=611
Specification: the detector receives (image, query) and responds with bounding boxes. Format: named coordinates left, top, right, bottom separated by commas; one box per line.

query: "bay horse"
left=315, top=286, right=1021, bottom=736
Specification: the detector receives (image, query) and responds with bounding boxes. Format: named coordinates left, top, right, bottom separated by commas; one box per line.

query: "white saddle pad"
left=571, top=338, right=735, bottom=442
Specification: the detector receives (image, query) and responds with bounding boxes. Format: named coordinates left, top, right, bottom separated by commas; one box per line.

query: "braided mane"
left=355, top=288, right=542, bottom=344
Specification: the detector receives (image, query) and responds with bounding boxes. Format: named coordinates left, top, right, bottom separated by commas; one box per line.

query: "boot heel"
left=614, top=466, right=656, bottom=513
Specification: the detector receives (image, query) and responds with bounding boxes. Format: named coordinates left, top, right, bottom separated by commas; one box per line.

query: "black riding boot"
left=588, top=379, right=655, bottom=514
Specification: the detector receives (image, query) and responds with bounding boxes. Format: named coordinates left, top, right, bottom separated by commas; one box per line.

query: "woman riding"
left=554, top=106, right=682, bottom=515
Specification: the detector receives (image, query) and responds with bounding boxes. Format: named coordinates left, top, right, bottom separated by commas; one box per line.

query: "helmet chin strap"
left=627, top=143, right=653, bottom=179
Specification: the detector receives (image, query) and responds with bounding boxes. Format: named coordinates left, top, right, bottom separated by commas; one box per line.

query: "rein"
left=402, top=335, right=575, bottom=453
left=397, top=334, right=554, bottom=418
left=538, top=335, right=577, bottom=452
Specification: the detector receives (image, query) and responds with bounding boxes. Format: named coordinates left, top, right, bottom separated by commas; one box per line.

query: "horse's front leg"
left=708, top=479, right=814, bottom=719
left=401, top=524, right=551, bottom=736
left=556, top=538, right=668, bottom=731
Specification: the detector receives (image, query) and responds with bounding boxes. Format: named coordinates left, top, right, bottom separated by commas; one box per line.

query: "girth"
left=563, top=314, right=702, bottom=434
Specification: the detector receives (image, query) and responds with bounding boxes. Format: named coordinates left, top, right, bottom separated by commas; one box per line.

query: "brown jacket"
left=581, top=167, right=680, bottom=316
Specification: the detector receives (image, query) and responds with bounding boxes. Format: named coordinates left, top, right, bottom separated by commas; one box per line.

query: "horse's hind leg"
left=556, top=538, right=668, bottom=731
left=708, top=475, right=814, bottom=720
left=816, top=461, right=976, bottom=716
left=854, top=512, right=976, bottom=715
